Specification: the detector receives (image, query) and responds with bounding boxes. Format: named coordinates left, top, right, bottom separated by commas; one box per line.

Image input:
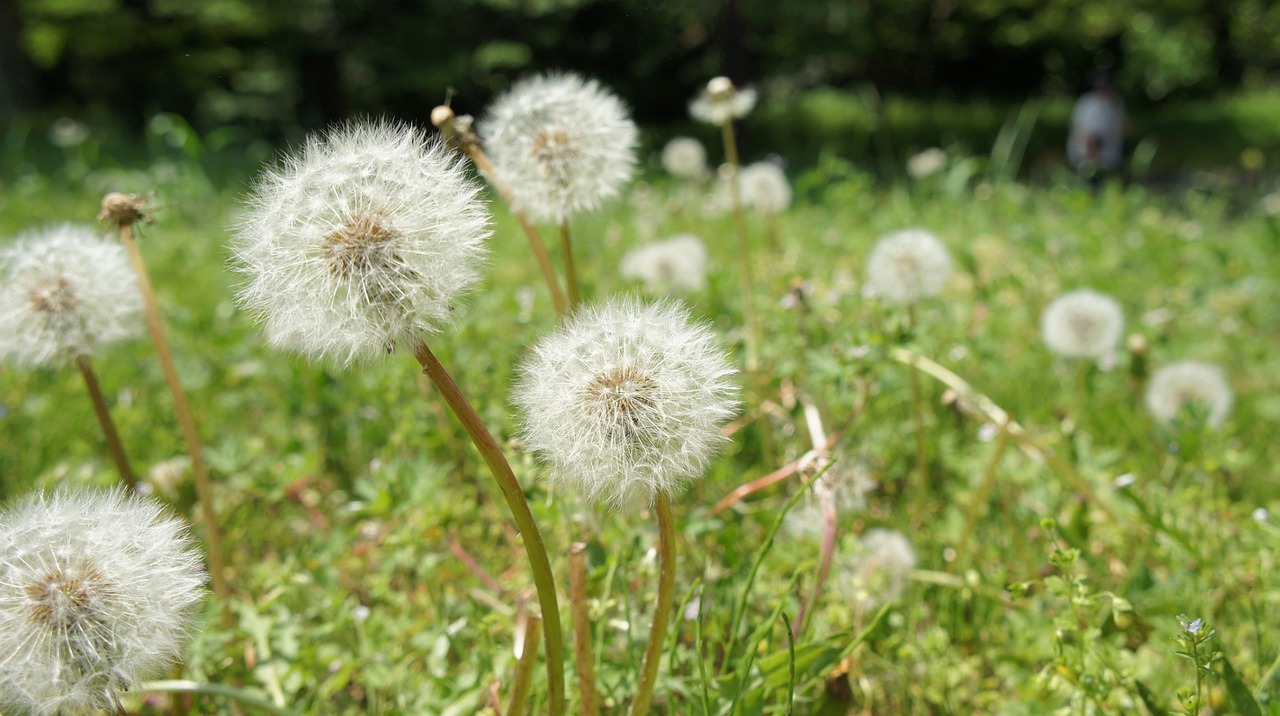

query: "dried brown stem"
left=570, top=542, right=599, bottom=716
left=74, top=355, right=138, bottom=492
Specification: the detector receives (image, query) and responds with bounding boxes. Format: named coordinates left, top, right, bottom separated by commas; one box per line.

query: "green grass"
left=2, top=141, right=1280, bottom=715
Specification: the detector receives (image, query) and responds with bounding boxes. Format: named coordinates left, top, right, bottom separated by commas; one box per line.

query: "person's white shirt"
left=1068, top=89, right=1126, bottom=172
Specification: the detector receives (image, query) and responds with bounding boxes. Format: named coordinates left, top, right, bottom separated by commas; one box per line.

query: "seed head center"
left=322, top=214, right=400, bottom=280
left=29, top=277, right=78, bottom=316
left=584, top=367, right=659, bottom=435
left=25, top=564, right=113, bottom=629
left=531, top=129, right=578, bottom=178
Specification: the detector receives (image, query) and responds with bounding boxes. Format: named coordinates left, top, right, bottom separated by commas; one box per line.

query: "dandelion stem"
left=74, top=354, right=138, bottom=492
left=464, top=145, right=569, bottom=317
left=559, top=221, right=581, bottom=311
left=720, top=119, right=759, bottom=371
left=905, top=305, right=929, bottom=500
left=505, top=614, right=543, bottom=716
left=630, top=493, right=677, bottom=716
left=413, top=342, right=565, bottom=716
left=570, top=542, right=599, bottom=716
left=117, top=225, right=232, bottom=614
left=955, top=416, right=1012, bottom=567
left=793, top=495, right=837, bottom=639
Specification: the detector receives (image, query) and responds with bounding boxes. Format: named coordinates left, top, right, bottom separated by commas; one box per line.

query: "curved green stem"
left=630, top=493, right=677, bottom=716
left=413, top=342, right=566, bottom=716
left=139, top=680, right=299, bottom=716
left=721, top=119, right=758, bottom=372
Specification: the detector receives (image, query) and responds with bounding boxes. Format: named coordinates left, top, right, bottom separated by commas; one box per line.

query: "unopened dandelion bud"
left=0, top=489, right=205, bottom=715
left=707, top=76, right=735, bottom=98
left=431, top=105, right=456, bottom=129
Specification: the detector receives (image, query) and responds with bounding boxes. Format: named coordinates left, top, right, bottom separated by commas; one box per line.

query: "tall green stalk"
left=629, top=493, right=677, bottom=716
left=413, top=342, right=565, bottom=715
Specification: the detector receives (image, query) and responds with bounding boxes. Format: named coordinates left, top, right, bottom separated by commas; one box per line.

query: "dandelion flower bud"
left=1145, top=360, right=1233, bottom=429
left=481, top=72, right=638, bottom=224
left=1040, top=289, right=1125, bottom=359
left=0, top=225, right=143, bottom=368
left=689, top=78, right=757, bottom=126
left=619, top=234, right=709, bottom=293
left=865, top=229, right=952, bottom=305
left=514, top=299, right=738, bottom=508
left=0, top=489, right=205, bottom=715
left=837, top=528, right=917, bottom=611
left=231, top=120, right=490, bottom=365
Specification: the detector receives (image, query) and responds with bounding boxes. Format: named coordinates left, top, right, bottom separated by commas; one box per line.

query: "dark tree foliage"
left=9, top=0, right=1280, bottom=134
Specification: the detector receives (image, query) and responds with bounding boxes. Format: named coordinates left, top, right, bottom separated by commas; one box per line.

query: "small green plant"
left=1174, top=615, right=1219, bottom=715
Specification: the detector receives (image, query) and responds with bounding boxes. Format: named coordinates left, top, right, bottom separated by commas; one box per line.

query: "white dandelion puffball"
left=1040, top=289, right=1125, bottom=359
left=838, top=528, right=917, bottom=611
left=737, top=161, right=792, bottom=214
left=0, top=489, right=205, bottom=715
left=619, top=235, right=709, bottom=293
left=232, top=121, right=490, bottom=366
left=661, top=137, right=707, bottom=180
left=906, top=147, right=948, bottom=179
left=1145, top=361, right=1233, bottom=429
left=689, top=77, right=757, bottom=126
left=481, top=72, right=638, bottom=224
left=514, top=299, right=738, bottom=508
left=865, top=229, right=952, bottom=305
left=0, top=225, right=142, bottom=368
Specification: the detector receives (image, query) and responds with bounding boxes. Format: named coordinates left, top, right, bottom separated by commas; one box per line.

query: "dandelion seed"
left=689, top=77, right=757, bottom=126
left=1145, top=360, right=1233, bottom=429
left=481, top=72, right=638, bottom=224
left=514, top=299, right=738, bottom=508
left=864, top=229, right=952, bottom=305
left=661, top=137, right=707, bottom=181
left=1040, top=289, right=1125, bottom=360
left=0, top=225, right=142, bottom=368
left=837, top=528, right=917, bottom=612
left=231, top=120, right=490, bottom=365
left=0, top=489, right=205, bottom=716
left=619, top=235, right=709, bottom=293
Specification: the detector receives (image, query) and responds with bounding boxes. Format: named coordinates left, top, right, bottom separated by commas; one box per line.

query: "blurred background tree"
left=3, top=0, right=1279, bottom=176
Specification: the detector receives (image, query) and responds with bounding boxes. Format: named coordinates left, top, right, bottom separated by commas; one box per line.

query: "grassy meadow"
left=2, top=124, right=1280, bottom=715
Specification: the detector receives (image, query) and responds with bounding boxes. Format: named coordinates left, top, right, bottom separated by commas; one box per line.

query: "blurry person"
left=1067, top=70, right=1127, bottom=190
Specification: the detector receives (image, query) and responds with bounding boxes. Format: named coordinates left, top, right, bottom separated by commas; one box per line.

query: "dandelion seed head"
left=231, top=120, right=490, bottom=366
left=1040, top=289, right=1125, bottom=359
left=514, top=299, right=738, bottom=508
left=0, top=489, right=205, bottom=716
left=689, top=78, right=757, bottom=126
left=0, top=225, right=142, bottom=368
left=837, top=528, right=917, bottom=612
left=865, top=229, right=952, bottom=304
left=481, top=72, right=638, bottom=224
left=1145, top=360, right=1233, bottom=429
left=907, top=147, right=948, bottom=179
left=661, top=137, right=707, bottom=181
left=619, top=234, right=709, bottom=293
left=736, top=161, right=792, bottom=214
